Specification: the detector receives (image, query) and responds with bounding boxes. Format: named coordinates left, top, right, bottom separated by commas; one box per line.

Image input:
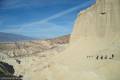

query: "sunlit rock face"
left=71, top=0, right=120, bottom=42
left=1, top=0, right=120, bottom=80
left=50, top=0, right=120, bottom=80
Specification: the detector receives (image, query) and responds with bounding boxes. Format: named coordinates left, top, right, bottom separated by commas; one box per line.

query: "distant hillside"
left=49, top=35, right=70, bottom=44
left=0, top=34, right=70, bottom=58
left=0, top=32, right=34, bottom=42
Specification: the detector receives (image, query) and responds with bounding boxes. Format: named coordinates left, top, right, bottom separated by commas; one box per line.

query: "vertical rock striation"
left=71, top=0, right=120, bottom=42
left=50, top=0, right=120, bottom=80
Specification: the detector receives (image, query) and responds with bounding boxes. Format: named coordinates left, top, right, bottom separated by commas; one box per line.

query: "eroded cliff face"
left=71, top=0, right=120, bottom=42
left=1, top=0, right=120, bottom=80
left=49, top=0, right=120, bottom=80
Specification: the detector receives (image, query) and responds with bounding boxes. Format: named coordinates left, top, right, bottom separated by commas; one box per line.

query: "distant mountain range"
left=0, top=32, right=34, bottom=42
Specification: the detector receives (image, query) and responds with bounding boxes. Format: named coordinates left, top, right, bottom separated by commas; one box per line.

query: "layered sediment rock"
left=49, top=0, right=120, bottom=80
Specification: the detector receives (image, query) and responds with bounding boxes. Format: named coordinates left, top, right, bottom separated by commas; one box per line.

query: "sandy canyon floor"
left=0, top=35, right=70, bottom=80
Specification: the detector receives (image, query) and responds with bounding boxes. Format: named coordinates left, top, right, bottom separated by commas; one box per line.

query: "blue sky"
left=0, top=0, right=96, bottom=39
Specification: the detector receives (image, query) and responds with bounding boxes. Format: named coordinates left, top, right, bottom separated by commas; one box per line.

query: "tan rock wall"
left=51, top=0, right=120, bottom=80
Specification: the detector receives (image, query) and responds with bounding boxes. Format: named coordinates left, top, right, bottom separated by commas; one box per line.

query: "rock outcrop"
left=49, top=0, right=120, bottom=80
left=0, top=35, right=70, bottom=58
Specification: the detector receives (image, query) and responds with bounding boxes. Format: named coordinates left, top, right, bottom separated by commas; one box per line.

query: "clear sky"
left=0, top=0, right=96, bottom=39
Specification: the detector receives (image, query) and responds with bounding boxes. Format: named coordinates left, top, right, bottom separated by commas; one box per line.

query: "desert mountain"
left=0, top=32, right=33, bottom=42
left=0, top=34, right=70, bottom=58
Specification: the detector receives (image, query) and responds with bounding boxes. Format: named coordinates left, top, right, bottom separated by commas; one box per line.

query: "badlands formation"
left=0, top=0, right=120, bottom=80
left=0, top=35, right=70, bottom=80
